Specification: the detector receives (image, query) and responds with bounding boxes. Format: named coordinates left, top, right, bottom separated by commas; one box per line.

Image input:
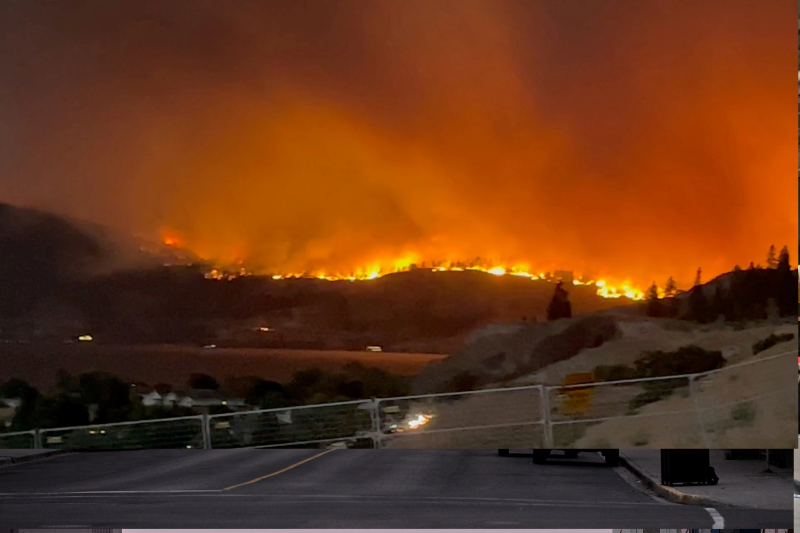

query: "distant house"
left=138, top=388, right=247, bottom=411
left=139, top=391, right=162, bottom=407
left=154, top=384, right=173, bottom=396
left=0, top=398, right=20, bottom=427
left=178, top=396, right=194, bottom=409
left=162, top=392, right=180, bottom=408
left=178, top=389, right=247, bottom=412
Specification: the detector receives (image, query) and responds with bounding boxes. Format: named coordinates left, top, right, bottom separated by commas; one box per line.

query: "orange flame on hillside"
left=190, top=251, right=653, bottom=301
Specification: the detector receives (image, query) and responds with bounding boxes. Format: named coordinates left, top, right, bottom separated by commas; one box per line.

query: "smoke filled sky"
left=0, top=0, right=796, bottom=288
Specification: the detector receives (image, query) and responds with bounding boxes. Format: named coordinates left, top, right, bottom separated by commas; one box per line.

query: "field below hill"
left=0, top=343, right=446, bottom=393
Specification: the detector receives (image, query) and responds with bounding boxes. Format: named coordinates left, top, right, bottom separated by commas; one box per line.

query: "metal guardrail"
left=207, top=399, right=375, bottom=449
left=38, top=415, right=205, bottom=449
left=374, top=385, right=545, bottom=449
left=0, top=350, right=793, bottom=450
left=0, top=429, right=36, bottom=449
left=544, top=350, right=794, bottom=448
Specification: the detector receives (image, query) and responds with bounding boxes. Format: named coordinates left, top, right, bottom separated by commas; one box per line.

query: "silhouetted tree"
left=35, top=394, right=89, bottom=429
left=645, top=282, right=663, bottom=317
left=188, top=373, right=220, bottom=391
left=246, top=379, right=284, bottom=406
left=337, top=380, right=366, bottom=399
left=0, top=378, right=41, bottom=431
left=710, top=287, right=728, bottom=322
left=688, top=285, right=710, bottom=323
left=776, top=244, right=796, bottom=316
left=77, top=372, right=132, bottom=424
left=546, top=281, right=572, bottom=321
left=693, top=267, right=702, bottom=287
left=55, top=369, right=79, bottom=395
left=767, top=244, right=778, bottom=269
left=737, top=267, right=769, bottom=319
left=664, top=276, right=677, bottom=298
left=778, top=245, right=791, bottom=270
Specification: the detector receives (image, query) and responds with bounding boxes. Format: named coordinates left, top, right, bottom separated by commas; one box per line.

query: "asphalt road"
left=0, top=449, right=791, bottom=528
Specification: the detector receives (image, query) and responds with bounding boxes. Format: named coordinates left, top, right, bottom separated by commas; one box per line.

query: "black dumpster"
left=660, top=449, right=718, bottom=486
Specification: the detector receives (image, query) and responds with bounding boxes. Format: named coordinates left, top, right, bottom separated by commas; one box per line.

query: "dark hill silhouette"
left=0, top=203, right=108, bottom=318
left=3, top=202, right=790, bottom=351
left=646, top=265, right=798, bottom=323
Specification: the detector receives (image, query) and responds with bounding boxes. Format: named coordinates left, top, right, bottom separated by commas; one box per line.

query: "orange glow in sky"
left=0, top=1, right=795, bottom=291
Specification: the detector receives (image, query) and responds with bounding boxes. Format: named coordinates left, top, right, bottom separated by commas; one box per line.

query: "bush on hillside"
left=752, top=333, right=795, bottom=355
left=634, top=345, right=724, bottom=378
left=589, top=345, right=726, bottom=412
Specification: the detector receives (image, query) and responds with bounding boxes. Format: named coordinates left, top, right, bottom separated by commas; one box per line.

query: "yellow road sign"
left=561, top=372, right=594, bottom=415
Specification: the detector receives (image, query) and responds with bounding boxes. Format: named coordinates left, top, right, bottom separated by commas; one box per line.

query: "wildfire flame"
left=160, top=232, right=183, bottom=248
left=195, top=258, right=655, bottom=301
left=158, top=230, right=661, bottom=301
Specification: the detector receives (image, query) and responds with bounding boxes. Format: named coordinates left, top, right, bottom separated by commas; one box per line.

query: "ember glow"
left=0, top=1, right=795, bottom=294
left=196, top=247, right=649, bottom=300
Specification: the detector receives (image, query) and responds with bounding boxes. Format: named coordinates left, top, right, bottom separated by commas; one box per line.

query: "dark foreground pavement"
left=0, top=449, right=791, bottom=528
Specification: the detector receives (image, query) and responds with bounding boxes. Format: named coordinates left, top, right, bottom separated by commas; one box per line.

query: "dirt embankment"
left=412, top=315, right=621, bottom=394
left=414, top=314, right=796, bottom=393
left=405, top=314, right=795, bottom=448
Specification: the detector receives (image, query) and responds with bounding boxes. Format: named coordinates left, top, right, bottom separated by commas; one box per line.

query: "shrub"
left=752, top=333, right=795, bottom=355
left=442, top=371, right=481, bottom=393
left=634, top=345, right=724, bottom=377
left=593, top=364, right=637, bottom=382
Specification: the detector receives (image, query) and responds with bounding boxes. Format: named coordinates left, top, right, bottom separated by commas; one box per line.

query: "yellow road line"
left=223, top=449, right=336, bottom=491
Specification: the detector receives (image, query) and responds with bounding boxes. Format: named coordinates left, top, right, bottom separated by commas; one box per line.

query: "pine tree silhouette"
left=767, top=244, right=778, bottom=269
left=645, top=282, right=663, bottom=317
left=778, top=245, right=790, bottom=270
left=546, top=282, right=572, bottom=321
left=664, top=276, right=677, bottom=297
left=689, top=285, right=709, bottom=323
left=776, top=244, right=796, bottom=316
left=710, top=286, right=728, bottom=322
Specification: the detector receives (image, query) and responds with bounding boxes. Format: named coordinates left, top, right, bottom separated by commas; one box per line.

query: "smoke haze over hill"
left=0, top=0, right=795, bottom=287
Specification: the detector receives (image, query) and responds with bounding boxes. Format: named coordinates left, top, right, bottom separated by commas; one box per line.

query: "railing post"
left=540, top=385, right=554, bottom=448
left=369, top=398, right=382, bottom=449
left=34, top=429, right=42, bottom=449
left=688, top=375, right=711, bottom=448
left=201, top=414, right=212, bottom=449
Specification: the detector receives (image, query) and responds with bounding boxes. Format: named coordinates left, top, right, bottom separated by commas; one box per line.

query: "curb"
left=0, top=449, right=73, bottom=468
left=619, top=453, right=734, bottom=508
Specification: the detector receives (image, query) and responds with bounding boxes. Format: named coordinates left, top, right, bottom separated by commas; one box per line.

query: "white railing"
left=374, top=385, right=545, bottom=449
left=1, top=349, right=793, bottom=450
left=206, top=399, right=376, bottom=449
left=0, top=429, right=36, bottom=449
left=544, top=350, right=794, bottom=448
left=37, top=415, right=205, bottom=450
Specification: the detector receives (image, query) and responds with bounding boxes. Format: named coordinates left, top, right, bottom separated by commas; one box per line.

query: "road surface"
left=0, top=449, right=790, bottom=528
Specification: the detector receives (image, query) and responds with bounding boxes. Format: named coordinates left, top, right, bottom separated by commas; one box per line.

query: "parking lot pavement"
left=0, top=449, right=72, bottom=467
